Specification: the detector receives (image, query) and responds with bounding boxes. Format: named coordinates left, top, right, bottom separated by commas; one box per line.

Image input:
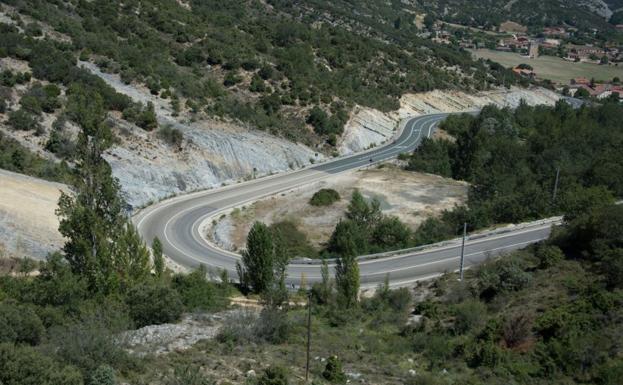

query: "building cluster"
left=564, top=44, right=621, bottom=63
left=493, top=26, right=623, bottom=63
left=567, top=77, right=623, bottom=100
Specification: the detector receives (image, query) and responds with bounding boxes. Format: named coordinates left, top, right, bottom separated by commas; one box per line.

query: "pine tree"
left=57, top=88, right=122, bottom=292
left=56, top=87, right=150, bottom=292
left=152, top=236, right=165, bottom=278
left=346, top=189, right=381, bottom=229
left=113, top=223, right=151, bottom=285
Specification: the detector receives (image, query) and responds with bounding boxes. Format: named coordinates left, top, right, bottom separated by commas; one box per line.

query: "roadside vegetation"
left=0, top=85, right=234, bottom=385
left=0, top=82, right=621, bottom=385
left=405, top=100, right=623, bottom=245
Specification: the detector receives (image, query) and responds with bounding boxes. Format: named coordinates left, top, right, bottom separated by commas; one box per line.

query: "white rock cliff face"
left=72, top=64, right=559, bottom=207
left=106, top=117, right=321, bottom=208
left=80, top=62, right=322, bottom=208
left=338, top=87, right=561, bottom=154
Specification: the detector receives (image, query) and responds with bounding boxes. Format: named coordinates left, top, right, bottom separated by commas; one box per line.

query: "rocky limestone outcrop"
left=338, top=87, right=561, bottom=154
left=79, top=62, right=322, bottom=209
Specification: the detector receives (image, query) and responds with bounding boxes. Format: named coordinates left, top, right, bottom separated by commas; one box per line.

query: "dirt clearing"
left=209, top=165, right=468, bottom=252
left=0, top=170, right=67, bottom=259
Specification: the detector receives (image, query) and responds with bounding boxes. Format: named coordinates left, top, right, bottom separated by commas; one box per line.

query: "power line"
left=305, top=290, right=312, bottom=383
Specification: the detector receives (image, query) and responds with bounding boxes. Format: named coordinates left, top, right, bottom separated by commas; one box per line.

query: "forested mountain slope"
left=419, top=0, right=621, bottom=31
left=0, top=0, right=520, bottom=147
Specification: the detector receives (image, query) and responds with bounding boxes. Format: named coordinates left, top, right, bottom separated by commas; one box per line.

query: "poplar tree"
left=152, top=237, right=165, bottom=278
left=333, top=222, right=360, bottom=308
left=238, top=222, right=275, bottom=294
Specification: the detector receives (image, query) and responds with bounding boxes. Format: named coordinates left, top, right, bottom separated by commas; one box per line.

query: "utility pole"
left=552, top=167, right=560, bottom=202
left=305, top=290, right=312, bottom=383
left=459, top=222, right=467, bottom=281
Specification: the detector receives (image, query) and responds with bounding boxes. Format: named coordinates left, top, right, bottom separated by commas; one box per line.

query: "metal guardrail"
left=290, top=215, right=564, bottom=265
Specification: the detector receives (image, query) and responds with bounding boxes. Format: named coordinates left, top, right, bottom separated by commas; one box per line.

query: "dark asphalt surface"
left=135, top=112, right=555, bottom=287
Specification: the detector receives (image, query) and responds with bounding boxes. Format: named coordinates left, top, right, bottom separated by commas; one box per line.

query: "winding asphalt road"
left=135, top=112, right=556, bottom=288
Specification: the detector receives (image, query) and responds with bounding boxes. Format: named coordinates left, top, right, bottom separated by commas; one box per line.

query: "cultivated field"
left=470, top=49, right=623, bottom=83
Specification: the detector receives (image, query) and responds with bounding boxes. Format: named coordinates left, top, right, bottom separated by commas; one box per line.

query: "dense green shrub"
left=257, top=366, right=289, bottom=385
left=535, top=244, right=564, bottom=269
left=322, top=356, right=346, bottom=384
left=172, top=266, right=230, bottom=312
left=269, top=221, right=317, bottom=259
left=371, top=216, right=411, bottom=250
left=7, top=108, right=41, bottom=132
left=452, top=299, right=487, bottom=334
left=45, top=127, right=76, bottom=160
left=89, top=365, right=117, bottom=385
left=125, top=284, right=184, bottom=327
left=0, top=302, right=45, bottom=345
left=0, top=343, right=83, bottom=385
left=309, top=188, right=340, bottom=206
left=477, top=257, right=532, bottom=301
left=406, top=138, right=453, bottom=177
left=49, top=302, right=131, bottom=375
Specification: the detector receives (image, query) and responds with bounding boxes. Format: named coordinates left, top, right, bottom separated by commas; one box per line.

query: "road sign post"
left=552, top=167, right=560, bottom=202
left=459, top=222, right=467, bottom=281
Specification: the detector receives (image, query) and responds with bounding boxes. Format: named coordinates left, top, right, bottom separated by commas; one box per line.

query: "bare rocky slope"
left=80, top=62, right=323, bottom=209
left=0, top=169, right=67, bottom=259
left=338, top=87, right=561, bottom=154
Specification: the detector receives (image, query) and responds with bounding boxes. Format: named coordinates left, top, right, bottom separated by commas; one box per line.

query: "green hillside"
left=0, top=0, right=521, bottom=148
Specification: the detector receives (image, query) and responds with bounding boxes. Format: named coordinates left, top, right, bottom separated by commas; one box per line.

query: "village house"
left=543, top=26, right=569, bottom=38
left=512, top=66, right=535, bottom=78
left=568, top=80, right=623, bottom=100
left=565, top=44, right=606, bottom=61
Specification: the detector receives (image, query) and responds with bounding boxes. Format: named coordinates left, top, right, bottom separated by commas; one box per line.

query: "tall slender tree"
left=333, top=222, right=360, bottom=308
left=238, top=222, right=275, bottom=294
left=56, top=87, right=150, bottom=292
left=152, top=236, right=165, bottom=278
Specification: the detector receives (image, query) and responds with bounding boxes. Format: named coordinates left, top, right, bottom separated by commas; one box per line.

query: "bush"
left=89, top=365, right=117, bottom=385
left=258, top=366, right=289, bottom=385
left=371, top=216, right=412, bottom=250
left=0, top=343, right=83, bottom=385
left=310, top=188, right=341, bottom=206
left=254, top=308, right=290, bottom=344
left=269, top=221, right=317, bottom=259
left=0, top=302, right=45, bottom=345
left=502, top=312, right=533, bottom=348
left=158, top=125, right=184, bottom=148
left=45, top=128, right=76, bottom=160
left=172, top=266, right=230, bottom=312
left=453, top=299, right=487, bottom=335
left=164, top=365, right=212, bottom=385
left=216, top=310, right=258, bottom=345
left=477, top=257, right=532, bottom=301
left=49, top=302, right=131, bottom=375
left=602, top=249, right=623, bottom=289
left=8, top=109, right=41, bottom=132
left=322, top=356, right=346, bottom=384
left=125, top=284, right=184, bottom=327
left=536, top=245, right=564, bottom=269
